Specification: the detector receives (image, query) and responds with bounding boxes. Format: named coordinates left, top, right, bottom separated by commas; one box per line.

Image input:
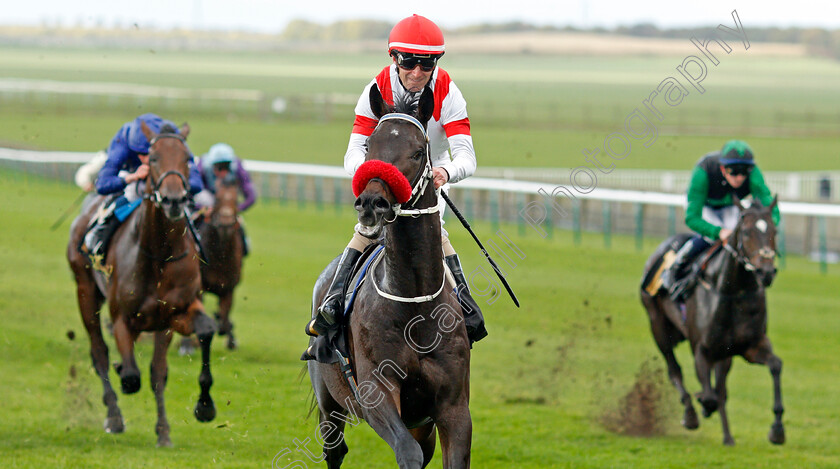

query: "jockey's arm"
left=236, top=162, right=257, bottom=212
left=187, top=158, right=204, bottom=194
left=344, top=133, right=368, bottom=176
left=749, top=166, right=781, bottom=225
left=344, top=80, right=380, bottom=176
left=437, top=83, right=475, bottom=184
left=96, top=140, right=131, bottom=195
left=684, top=167, right=721, bottom=240
left=439, top=133, right=476, bottom=184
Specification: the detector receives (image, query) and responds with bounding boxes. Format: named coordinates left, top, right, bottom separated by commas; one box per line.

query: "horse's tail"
left=296, top=363, right=320, bottom=420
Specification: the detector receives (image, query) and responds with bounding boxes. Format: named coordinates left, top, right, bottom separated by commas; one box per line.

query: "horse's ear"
left=179, top=122, right=190, bottom=139
left=140, top=120, right=155, bottom=141
left=769, top=194, right=778, bottom=211
left=732, top=194, right=745, bottom=211
left=416, top=85, right=434, bottom=127
left=369, top=84, right=389, bottom=120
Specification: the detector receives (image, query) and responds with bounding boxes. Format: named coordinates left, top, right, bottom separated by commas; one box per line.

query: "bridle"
left=374, top=113, right=438, bottom=220
left=366, top=113, right=446, bottom=303
left=143, top=133, right=190, bottom=216
left=723, top=214, right=776, bottom=273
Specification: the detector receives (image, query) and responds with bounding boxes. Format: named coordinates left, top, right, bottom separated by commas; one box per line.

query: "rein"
left=144, top=133, right=191, bottom=215
left=723, top=219, right=776, bottom=273
left=365, top=114, right=444, bottom=303
left=368, top=248, right=447, bottom=303
left=374, top=113, right=437, bottom=217
left=139, top=246, right=189, bottom=263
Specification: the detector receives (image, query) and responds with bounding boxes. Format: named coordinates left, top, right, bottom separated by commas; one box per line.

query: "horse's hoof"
left=696, top=394, right=718, bottom=418
left=104, top=415, right=125, bottom=434
left=120, top=371, right=141, bottom=394
left=157, top=435, right=173, bottom=448
left=681, top=407, right=699, bottom=430
left=769, top=423, right=786, bottom=445
left=179, top=342, right=195, bottom=356
left=226, top=336, right=238, bottom=350
left=194, top=397, right=216, bottom=422
left=723, top=436, right=735, bottom=446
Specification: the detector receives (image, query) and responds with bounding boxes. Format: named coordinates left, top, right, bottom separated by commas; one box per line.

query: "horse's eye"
left=149, top=154, right=158, bottom=164
left=412, top=150, right=424, bottom=161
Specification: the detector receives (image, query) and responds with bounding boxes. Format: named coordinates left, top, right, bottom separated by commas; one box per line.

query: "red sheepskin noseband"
left=352, top=160, right=413, bottom=204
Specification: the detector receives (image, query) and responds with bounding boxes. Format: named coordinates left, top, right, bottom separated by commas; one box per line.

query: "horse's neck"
left=713, top=247, right=759, bottom=294
left=209, top=221, right=236, bottom=254
left=382, top=214, right=444, bottom=297
left=138, top=202, right=189, bottom=259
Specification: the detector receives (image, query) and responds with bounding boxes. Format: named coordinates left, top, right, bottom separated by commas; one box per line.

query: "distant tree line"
left=611, top=23, right=840, bottom=59
left=281, top=19, right=840, bottom=60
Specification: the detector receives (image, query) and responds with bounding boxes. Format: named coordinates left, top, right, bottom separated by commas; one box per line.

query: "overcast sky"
left=3, top=0, right=837, bottom=32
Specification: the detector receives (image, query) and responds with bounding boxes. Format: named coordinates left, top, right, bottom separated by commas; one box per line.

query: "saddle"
left=643, top=236, right=723, bottom=298
left=304, top=242, right=385, bottom=364
left=642, top=235, right=690, bottom=296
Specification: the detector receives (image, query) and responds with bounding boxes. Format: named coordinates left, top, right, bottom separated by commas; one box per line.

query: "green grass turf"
left=0, top=168, right=838, bottom=467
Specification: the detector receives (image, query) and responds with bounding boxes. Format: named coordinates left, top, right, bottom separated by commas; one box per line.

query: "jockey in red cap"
left=303, top=15, right=487, bottom=360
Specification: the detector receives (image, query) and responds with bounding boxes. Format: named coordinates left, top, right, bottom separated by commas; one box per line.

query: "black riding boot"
left=85, top=212, right=121, bottom=259
left=306, top=247, right=363, bottom=337
left=445, top=254, right=488, bottom=346
left=662, top=242, right=698, bottom=302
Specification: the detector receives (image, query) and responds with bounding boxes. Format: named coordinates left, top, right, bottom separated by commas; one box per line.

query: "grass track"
left=1, top=168, right=838, bottom=468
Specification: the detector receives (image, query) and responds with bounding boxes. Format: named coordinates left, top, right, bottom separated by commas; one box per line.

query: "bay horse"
left=640, top=196, right=784, bottom=446
left=67, top=122, right=216, bottom=447
left=306, top=85, right=471, bottom=468
left=198, top=177, right=244, bottom=350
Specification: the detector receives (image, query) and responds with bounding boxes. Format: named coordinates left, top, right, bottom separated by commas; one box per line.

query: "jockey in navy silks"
left=84, top=113, right=202, bottom=258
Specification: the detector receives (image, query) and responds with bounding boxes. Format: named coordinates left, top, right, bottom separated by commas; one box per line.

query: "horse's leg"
left=178, top=335, right=196, bottom=356
left=409, top=422, right=437, bottom=469
left=642, top=295, right=698, bottom=429
left=150, top=329, right=174, bottom=447
left=217, top=291, right=236, bottom=350
left=112, top=315, right=141, bottom=394
left=434, top=401, right=471, bottom=469
left=744, top=336, right=785, bottom=445
left=315, top=390, right=350, bottom=468
left=193, top=301, right=217, bottom=422
left=713, top=357, right=735, bottom=446
left=360, top=388, right=424, bottom=469
left=693, top=347, right=718, bottom=417
left=76, top=279, right=124, bottom=433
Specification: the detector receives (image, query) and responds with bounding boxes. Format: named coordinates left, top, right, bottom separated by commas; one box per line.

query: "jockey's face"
left=721, top=164, right=748, bottom=189
left=213, top=162, right=231, bottom=176
left=395, top=59, right=433, bottom=93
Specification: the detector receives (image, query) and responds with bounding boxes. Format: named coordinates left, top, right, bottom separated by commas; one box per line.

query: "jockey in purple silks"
left=194, top=143, right=256, bottom=255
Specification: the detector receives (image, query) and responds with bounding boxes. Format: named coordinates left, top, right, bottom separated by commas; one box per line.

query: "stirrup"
left=305, top=315, right=335, bottom=337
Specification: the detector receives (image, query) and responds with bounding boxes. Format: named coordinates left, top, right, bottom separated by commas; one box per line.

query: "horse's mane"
left=159, top=123, right=179, bottom=135
left=393, top=90, right=421, bottom=116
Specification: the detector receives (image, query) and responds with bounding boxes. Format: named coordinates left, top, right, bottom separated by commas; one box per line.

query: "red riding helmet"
left=388, top=14, right=445, bottom=56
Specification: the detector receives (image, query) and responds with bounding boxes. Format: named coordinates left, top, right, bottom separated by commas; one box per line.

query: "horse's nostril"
left=373, top=197, right=391, bottom=212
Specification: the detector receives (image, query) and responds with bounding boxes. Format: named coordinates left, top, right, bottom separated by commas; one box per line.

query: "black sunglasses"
left=724, top=164, right=752, bottom=176
left=393, top=52, right=439, bottom=72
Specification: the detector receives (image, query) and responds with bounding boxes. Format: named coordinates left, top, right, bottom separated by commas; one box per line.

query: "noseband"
left=374, top=113, right=438, bottom=218
left=723, top=215, right=776, bottom=273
